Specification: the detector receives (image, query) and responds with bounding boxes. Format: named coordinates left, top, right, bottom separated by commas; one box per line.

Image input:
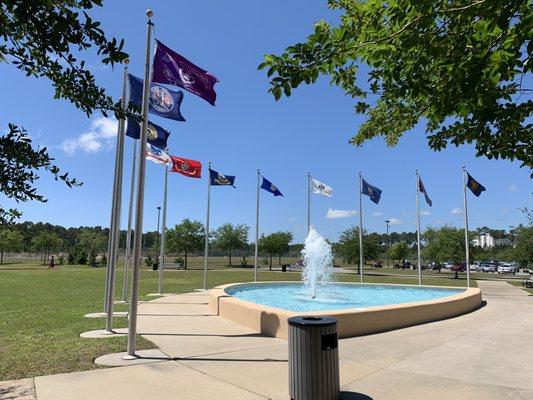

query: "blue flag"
left=125, top=118, right=170, bottom=149
left=128, top=74, right=185, bottom=122
left=418, top=176, right=432, bottom=207
left=361, top=178, right=382, bottom=204
left=466, top=173, right=486, bottom=197
left=261, top=176, right=283, bottom=197
left=209, top=168, right=236, bottom=187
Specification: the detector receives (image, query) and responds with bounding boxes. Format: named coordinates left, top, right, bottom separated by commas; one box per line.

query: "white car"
left=498, top=264, right=513, bottom=274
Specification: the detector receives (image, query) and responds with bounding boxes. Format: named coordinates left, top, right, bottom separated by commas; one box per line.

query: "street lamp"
left=156, top=206, right=162, bottom=267
left=385, top=220, right=390, bottom=268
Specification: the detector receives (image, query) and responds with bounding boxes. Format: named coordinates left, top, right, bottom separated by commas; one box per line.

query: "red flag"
left=170, top=156, right=202, bottom=178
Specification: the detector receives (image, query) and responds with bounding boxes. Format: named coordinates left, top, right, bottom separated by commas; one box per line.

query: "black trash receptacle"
left=288, top=316, right=339, bottom=400
left=282, top=264, right=287, bottom=272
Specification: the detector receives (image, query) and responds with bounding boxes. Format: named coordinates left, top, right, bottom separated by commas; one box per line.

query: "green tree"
left=77, top=230, right=107, bottom=267
left=0, top=1, right=130, bottom=223
left=389, top=242, right=410, bottom=265
left=212, top=223, right=249, bottom=267
left=260, top=0, right=532, bottom=169
left=31, top=232, right=63, bottom=264
left=423, top=226, right=466, bottom=264
left=334, top=227, right=380, bottom=271
left=511, top=225, right=533, bottom=268
left=166, top=219, right=205, bottom=269
left=0, top=228, right=23, bottom=264
left=259, top=231, right=293, bottom=270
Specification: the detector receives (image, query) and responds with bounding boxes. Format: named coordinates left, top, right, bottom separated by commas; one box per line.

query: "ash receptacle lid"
left=288, top=316, right=338, bottom=327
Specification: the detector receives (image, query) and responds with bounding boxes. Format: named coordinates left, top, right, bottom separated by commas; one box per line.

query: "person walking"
left=48, top=255, right=55, bottom=269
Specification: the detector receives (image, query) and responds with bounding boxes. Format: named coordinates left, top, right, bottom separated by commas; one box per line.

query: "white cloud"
left=508, top=184, right=517, bottom=192
left=451, top=208, right=462, bottom=215
left=60, top=116, right=118, bottom=155
left=419, top=210, right=431, bottom=216
left=389, top=217, right=401, bottom=225
left=288, top=217, right=296, bottom=222
left=372, top=211, right=383, bottom=217
left=326, top=208, right=357, bottom=219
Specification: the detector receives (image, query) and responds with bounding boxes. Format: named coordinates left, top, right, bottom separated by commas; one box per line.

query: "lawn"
left=0, top=261, right=498, bottom=380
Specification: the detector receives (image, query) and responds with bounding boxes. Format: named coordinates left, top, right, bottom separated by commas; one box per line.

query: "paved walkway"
left=2, top=281, right=532, bottom=400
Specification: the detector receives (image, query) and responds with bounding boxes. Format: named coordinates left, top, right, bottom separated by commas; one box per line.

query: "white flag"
left=146, top=143, right=171, bottom=165
left=312, top=178, right=333, bottom=197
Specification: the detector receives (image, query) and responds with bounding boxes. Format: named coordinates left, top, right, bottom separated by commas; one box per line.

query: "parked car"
left=430, top=262, right=442, bottom=272
left=479, top=262, right=497, bottom=273
left=498, top=263, right=517, bottom=274
left=372, top=261, right=383, bottom=268
left=443, top=261, right=454, bottom=270
left=470, top=262, right=481, bottom=272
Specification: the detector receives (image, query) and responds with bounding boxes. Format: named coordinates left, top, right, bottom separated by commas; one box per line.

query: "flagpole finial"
left=124, top=58, right=129, bottom=66
left=146, top=9, right=154, bottom=18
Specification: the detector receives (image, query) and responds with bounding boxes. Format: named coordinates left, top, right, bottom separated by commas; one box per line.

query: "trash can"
left=282, top=264, right=288, bottom=272
left=288, top=316, right=339, bottom=400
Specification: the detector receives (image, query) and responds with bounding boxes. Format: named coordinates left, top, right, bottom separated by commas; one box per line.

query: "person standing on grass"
left=48, top=255, right=55, bottom=269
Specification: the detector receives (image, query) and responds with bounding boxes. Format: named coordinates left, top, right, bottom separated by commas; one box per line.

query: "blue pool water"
left=226, top=283, right=463, bottom=312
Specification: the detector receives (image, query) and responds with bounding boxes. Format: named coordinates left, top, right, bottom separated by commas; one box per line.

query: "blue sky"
left=1, top=1, right=531, bottom=243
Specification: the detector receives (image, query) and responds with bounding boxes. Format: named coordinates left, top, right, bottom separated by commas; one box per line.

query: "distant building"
left=472, top=232, right=511, bottom=249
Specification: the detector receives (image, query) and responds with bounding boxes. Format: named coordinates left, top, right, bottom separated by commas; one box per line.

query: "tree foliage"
left=260, top=0, right=533, bottom=168
left=0, top=0, right=130, bottom=223
left=31, top=231, right=63, bottom=264
left=389, top=242, right=410, bottom=263
left=166, top=219, right=205, bottom=268
left=423, top=226, right=466, bottom=263
left=77, top=229, right=107, bottom=266
left=259, top=231, right=293, bottom=269
left=0, top=125, right=82, bottom=224
left=0, top=227, right=22, bottom=264
left=333, top=226, right=380, bottom=268
left=212, top=223, right=249, bottom=266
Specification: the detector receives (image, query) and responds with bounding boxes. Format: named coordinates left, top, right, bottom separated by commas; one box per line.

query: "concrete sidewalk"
left=3, top=281, right=532, bottom=400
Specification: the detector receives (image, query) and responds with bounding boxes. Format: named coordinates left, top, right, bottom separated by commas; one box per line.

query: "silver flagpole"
left=307, top=171, right=311, bottom=233
left=415, top=169, right=422, bottom=286
left=462, top=166, right=471, bottom=288
left=158, top=164, right=168, bottom=294
left=254, top=169, right=260, bottom=282
left=122, top=139, right=138, bottom=302
left=104, top=62, right=128, bottom=332
left=358, top=172, right=364, bottom=283
left=125, top=10, right=153, bottom=359
left=203, top=162, right=212, bottom=290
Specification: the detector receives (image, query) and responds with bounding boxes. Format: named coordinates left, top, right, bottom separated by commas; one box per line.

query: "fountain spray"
left=301, top=228, right=334, bottom=298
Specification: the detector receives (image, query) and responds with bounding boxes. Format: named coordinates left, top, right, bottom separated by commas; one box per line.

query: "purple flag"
left=152, top=40, right=218, bottom=106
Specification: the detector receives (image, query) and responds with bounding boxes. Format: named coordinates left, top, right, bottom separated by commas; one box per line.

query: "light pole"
left=385, top=220, right=390, bottom=268
left=156, top=206, right=161, bottom=267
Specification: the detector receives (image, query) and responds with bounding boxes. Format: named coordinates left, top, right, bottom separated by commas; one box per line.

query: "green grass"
left=0, top=261, right=492, bottom=381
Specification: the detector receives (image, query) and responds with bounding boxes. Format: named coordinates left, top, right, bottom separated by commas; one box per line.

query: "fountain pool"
left=209, top=229, right=482, bottom=339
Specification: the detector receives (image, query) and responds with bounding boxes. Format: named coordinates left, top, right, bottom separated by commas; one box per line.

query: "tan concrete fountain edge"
left=209, top=281, right=483, bottom=339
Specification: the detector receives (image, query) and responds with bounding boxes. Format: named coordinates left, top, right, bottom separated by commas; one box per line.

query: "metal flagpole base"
left=80, top=328, right=128, bottom=338
left=96, top=350, right=171, bottom=366
left=121, top=354, right=139, bottom=360
left=84, top=311, right=128, bottom=318
left=114, top=300, right=128, bottom=305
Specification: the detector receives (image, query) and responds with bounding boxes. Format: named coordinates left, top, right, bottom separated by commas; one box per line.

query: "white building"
left=472, top=232, right=511, bottom=249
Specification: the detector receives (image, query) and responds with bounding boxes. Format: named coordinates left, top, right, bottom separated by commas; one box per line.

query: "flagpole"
left=358, top=172, right=364, bottom=283
left=462, top=166, right=471, bottom=288
left=203, top=162, right=212, bottom=290
left=104, top=61, right=128, bottom=332
left=415, top=169, right=422, bottom=286
left=254, top=169, right=260, bottom=282
left=307, top=171, right=311, bottom=233
left=125, top=10, right=154, bottom=359
left=158, top=164, right=168, bottom=294
left=122, top=139, right=137, bottom=302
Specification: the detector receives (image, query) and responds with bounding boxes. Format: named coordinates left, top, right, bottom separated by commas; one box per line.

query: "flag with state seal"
left=145, top=143, right=171, bottom=165
left=128, top=74, right=185, bottom=122
left=125, top=117, right=170, bottom=149
left=209, top=168, right=236, bottom=187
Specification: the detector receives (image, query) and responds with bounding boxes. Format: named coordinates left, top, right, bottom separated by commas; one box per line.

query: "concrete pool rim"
left=209, top=281, right=482, bottom=339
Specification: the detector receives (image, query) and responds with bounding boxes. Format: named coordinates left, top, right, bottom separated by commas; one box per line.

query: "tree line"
left=0, top=219, right=530, bottom=268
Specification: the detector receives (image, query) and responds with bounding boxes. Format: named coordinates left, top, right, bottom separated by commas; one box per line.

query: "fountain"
left=209, top=228, right=482, bottom=339
left=301, top=228, right=334, bottom=298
